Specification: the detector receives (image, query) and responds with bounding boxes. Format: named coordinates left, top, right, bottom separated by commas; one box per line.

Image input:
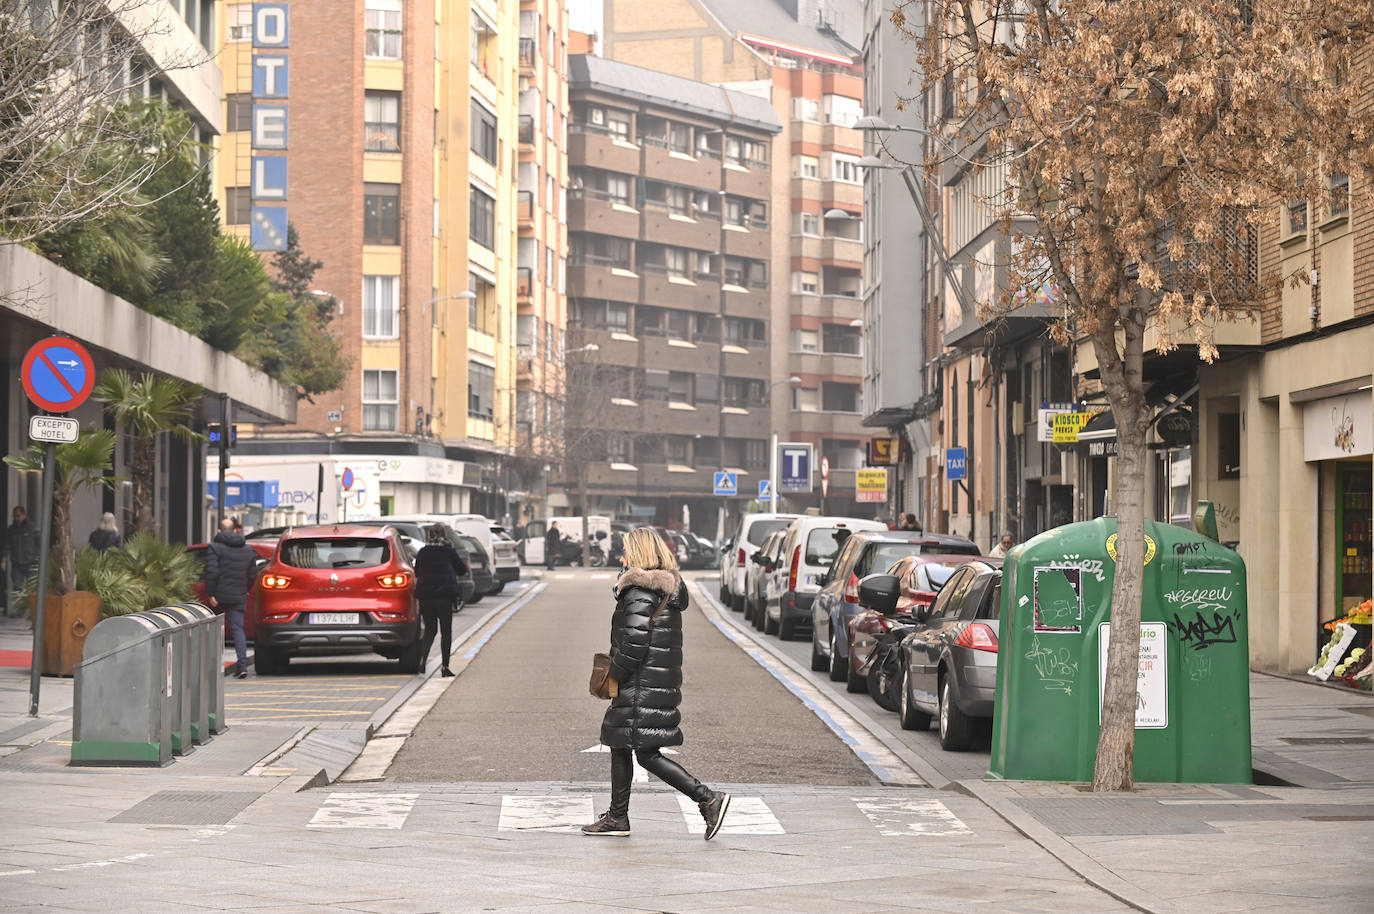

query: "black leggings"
left=419, top=598, right=453, bottom=667
left=608, top=747, right=713, bottom=819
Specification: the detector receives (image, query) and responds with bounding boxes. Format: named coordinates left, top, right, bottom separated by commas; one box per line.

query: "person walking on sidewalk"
left=204, top=518, right=256, bottom=678
left=3, top=506, right=40, bottom=617
left=413, top=524, right=468, bottom=677
left=582, top=527, right=731, bottom=840
left=88, top=513, right=122, bottom=552
left=544, top=521, right=561, bottom=571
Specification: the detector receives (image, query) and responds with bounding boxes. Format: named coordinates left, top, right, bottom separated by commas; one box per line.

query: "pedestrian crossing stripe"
left=854, top=797, right=971, bottom=836
left=498, top=795, right=594, bottom=831
left=677, top=796, right=782, bottom=835
left=308, top=793, right=418, bottom=829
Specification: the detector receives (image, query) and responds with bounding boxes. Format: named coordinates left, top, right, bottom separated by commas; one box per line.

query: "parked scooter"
left=864, top=614, right=921, bottom=712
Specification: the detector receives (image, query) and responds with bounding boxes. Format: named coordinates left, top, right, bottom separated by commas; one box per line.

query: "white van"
left=719, top=513, right=801, bottom=612
left=764, top=515, right=887, bottom=640
left=387, top=514, right=519, bottom=594
left=520, top=515, right=611, bottom=565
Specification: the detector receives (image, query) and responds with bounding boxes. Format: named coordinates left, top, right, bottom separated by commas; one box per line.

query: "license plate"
left=310, top=612, right=360, bottom=625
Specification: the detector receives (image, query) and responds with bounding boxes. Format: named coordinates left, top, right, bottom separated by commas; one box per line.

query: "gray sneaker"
left=581, top=812, right=630, bottom=836
left=699, top=792, right=730, bottom=841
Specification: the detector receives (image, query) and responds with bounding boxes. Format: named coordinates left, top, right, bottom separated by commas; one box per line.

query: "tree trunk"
left=131, top=434, right=155, bottom=536
left=578, top=469, right=590, bottom=568
left=1092, top=306, right=1150, bottom=792
left=54, top=480, right=75, bottom=594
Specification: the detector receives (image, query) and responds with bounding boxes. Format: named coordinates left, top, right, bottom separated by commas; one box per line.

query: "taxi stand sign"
left=29, top=415, right=79, bottom=443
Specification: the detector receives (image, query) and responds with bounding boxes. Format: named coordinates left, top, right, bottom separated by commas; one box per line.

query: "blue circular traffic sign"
left=21, top=337, right=95, bottom=413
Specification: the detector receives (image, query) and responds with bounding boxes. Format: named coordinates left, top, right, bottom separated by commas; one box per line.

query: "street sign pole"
left=216, top=393, right=230, bottom=528
left=768, top=433, right=778, bottom=512
left=28, top=441, right=56, bottom=717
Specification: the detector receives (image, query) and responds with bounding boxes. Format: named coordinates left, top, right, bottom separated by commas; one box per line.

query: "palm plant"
left=3, top=429, right=118, bottom=593
left=110, top=533, right=199, bottom=610
left=93, top=369, right=202, bottom=536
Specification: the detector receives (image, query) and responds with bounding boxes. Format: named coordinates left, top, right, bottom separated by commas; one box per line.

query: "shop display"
left=1310, top=600, right=1373, bottom=690
left=1338, top=467, right=1372, bottom=609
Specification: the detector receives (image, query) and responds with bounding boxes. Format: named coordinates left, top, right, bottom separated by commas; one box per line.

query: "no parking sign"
left=21, top=337, right=95, bottom=413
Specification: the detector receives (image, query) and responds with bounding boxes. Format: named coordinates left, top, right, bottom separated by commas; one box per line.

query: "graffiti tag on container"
left=1169, top=608, right=1239, bottom=651
left=1025, top=635, right=1079, bottom=694
left=1044, top=556, right=1106, bottom=583
left=1184, top=652, right=1212, bottom=681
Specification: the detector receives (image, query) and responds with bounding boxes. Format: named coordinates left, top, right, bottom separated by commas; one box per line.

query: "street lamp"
left=310, top=288, right=343, bottom=314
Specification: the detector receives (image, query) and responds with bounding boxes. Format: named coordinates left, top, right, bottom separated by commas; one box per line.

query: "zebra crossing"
left=305, top=791, right=972, bottom=837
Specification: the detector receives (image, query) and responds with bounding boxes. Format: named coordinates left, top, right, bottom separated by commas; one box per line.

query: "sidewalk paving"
left=0, top=611, right=1371, bottom=912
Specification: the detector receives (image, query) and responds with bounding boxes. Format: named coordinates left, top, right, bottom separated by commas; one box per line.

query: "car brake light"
left=261, top=574, right=292, bottom=590
left=955, top=623, right=999, bottom=652
left=737, top=547, right=747, bottom=567
left=844, top=572, right=859, bottom=603
left=788, top=547, right=801, bottom=591
left=376, top=572, right=410, bottom=589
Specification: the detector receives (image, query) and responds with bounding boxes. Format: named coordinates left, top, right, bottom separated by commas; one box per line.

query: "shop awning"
left=1077, top=410, right=1118, bottom=456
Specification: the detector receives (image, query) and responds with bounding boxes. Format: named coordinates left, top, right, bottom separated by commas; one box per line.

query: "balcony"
left=569, top=123, right=641, bottom=174
left=517, top=190, right=534, bottom=230
left=721, top=345, right=770, bottom=378
left=789, top=350, right=864, bottom=380
left=568, top=259, right=640, bottom=302
left=640, top=202, right=714, bottom=250
left=639, top=136, right=721, bottom=190
left=793, top=292, right=863, bottom=321
left=819, top=234, right=862, bottom=266
left=822, top=180, right=863, bottom=210
left=786, top=409, right=867, bottom=436
left=567, top=188, right=640, bottom=239
left=637, top=333, right=718, bottom=373
left=720, top=223, right=769, bottom=260
left=519, top=37, right=535, bottom=73
left=638, top=263, right=717, bottom=312
left=723, top=159, right=769, bottom=199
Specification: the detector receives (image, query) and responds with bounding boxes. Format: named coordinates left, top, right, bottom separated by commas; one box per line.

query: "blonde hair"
left=622, top=527, right=679, bottom=572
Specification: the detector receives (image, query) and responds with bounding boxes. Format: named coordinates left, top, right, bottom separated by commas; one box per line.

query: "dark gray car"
left=350, top=520, right=476, bottom=605
left=892, top=559, right=1003, bottom=750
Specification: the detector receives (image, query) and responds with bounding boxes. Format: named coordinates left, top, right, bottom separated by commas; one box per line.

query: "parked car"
left=812, top=532, right=978, bottom=685
left=349, top=520, right=476, bottom=605
left=682, top=533, right=717, bottom=570
left=890, top=558, right=1005, bottom=749
left=845, top=554, right=982, bottom=706
left=486, top=525, right=521, bottom=591
left=187, top=540, right=274, bottom=643
left=720, top=513, right=801, bottom=611
left=765, top=516, right=888, bottom=640
left=742, top=530, right=786, bottom=624
left=386, top=514, right=515, bottom=594
left=519, top=515, right=612, bottom=566
left=250, top=525, right=423, bottom=675
left=452, top=534, right=494, bottom=600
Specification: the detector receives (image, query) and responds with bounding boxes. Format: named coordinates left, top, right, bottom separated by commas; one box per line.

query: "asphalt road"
left=387, top=569, right=880, bottom=785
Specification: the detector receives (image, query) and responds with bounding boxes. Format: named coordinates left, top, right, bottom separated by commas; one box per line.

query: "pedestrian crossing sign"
left=758, top=479, right=773, bottom=502
left=713, top=470, right=738, bottom=496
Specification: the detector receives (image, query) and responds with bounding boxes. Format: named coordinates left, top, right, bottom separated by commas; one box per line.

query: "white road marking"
left=555, top=573, right=575, bottom=579
left=308, top=793, right=418, bottom=829
left=589, top=572, right=613, bottom=579
left=498, top=795, right=594, bottom=832
left=580, top=743, right=677, bottom=782
left=0, top=870, right=36, bottom=877
left=853, top=797, right=972, bottom=836
left=677, top=795, right=783, bottom=835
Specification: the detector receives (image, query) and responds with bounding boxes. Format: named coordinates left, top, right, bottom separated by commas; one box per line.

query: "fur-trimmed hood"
left=614, top=567, right=687, bottom=610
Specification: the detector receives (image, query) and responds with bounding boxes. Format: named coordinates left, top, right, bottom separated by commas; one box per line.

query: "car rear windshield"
left=862, top=543, right=927, bottom=575
left=747, top=519, right=791, bottom=546
left=279, top=538, right=390, bottom=569
left=456, top=536, right=487, bottom=563
left=804, top=528, right=852, bottom=565
left=912, top=562, right=964, bottom=592
left=920, top=540, right=980, bottom=555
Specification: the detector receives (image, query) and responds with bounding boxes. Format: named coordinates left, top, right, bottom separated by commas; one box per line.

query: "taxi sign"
left=21, top=337, right=95, bottom=413
left=29, top=415, right=80, bottom=443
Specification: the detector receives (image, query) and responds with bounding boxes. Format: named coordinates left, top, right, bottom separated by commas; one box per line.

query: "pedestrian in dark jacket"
left=88, top=513, right=122, bottom=552
left=582, top=527, right=731, bottom=840
left=413, top=524, right=468, bottom=677
left=544, top=521, right=561, bottom=570
left=3, top=506, right=41, bottom=616
left=204, top=518, right=258, bottom=678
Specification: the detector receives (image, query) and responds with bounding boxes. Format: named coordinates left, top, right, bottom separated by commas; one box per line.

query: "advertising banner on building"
left=1303, top=389, right=1373, bottom=461
left=855, top=468, right=888, bottom=503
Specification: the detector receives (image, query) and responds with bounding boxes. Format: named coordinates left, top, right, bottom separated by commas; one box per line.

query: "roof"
left=568, top=55, right=782, bottom=135
left=695, top=0, right=863, bottom=63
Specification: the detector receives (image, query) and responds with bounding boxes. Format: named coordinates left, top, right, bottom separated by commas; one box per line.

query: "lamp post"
left=768, top=375, right=802, bottom=512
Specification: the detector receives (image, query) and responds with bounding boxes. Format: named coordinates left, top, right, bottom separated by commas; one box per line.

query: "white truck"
left=520, top=515, right=611, bottom=566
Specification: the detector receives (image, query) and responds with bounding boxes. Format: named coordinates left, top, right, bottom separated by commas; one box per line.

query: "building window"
left=471, top=100, right=497, bottom=163
left=822, top=382, right=861, bottom=412
left=362, top=369, right=398, bottom=431
left=546, top=245, right=555, bottom=287
left=743, top=439, right=767, bottom=468
left=830, top=153, right=861, bottom=183
left=792, top=97, right=820, bottom=122
left=365, top=92, right=401, bottom=152
left=795, top=155, right=818, bottom=179
left=469, top=272, right=494, bottom=334
left=665, top=436, right=689, bottom=464
left=470, top=186, right=495, bottom=249
left=365, top=0, right=403, bottom=60
left=799, top=212, right=819, bottom=235
left=792, top=387, right=819, bottom=412
left=641, top=369, right=669, bottom=401
left=695, top=373, right=719, bottom=403
left=226, top=93, right=252, bottom=132
left=822, top=323, right=861, bottom=355
left=467, top=361, right=495, bottom=420
left=608, top=434, right=632, bottom=463
left=1286, top=199, right=1308, bottom=236
left=225, top=186, right=251, bottom=225
left=793, top=329, right=818, bottom=353
left=1329, top=173, right=1350, bottom=219
left=227, top=3, right=252, bottom=41
left=364, top=183, right=400, bottom=245
left=793, top=271, right=819, bottom=294
left=362, top=275, right=399, bottom=338
left=823, top=94, right=863, bottom=127
left=668, top=371, right=693, bottom=403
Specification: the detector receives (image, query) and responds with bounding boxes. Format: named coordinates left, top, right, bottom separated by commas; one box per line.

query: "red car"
left=847, top=554, right=981, bottom=701
left=250, top=525, right=422, bottom=675
left=187, top=541, right=275, bottom=642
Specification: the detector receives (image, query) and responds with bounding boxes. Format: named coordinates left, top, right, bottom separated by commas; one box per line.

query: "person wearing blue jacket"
left=413, top=525, right=468, bottom=676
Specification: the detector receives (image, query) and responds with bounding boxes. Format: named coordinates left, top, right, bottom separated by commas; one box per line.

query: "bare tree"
left=895, top=0, right=1374, bottom=790
left=0, top=0, right=204, bottom=251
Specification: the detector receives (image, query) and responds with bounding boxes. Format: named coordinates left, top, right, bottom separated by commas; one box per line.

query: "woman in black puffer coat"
left=582, top=527, right=731, bottom=840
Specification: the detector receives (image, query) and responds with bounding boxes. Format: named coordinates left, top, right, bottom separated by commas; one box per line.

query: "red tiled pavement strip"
left=0, top=649, right=32, bottom=668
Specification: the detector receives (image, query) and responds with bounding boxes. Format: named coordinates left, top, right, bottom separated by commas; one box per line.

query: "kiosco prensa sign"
left=250, top=3, right=290, bottom=252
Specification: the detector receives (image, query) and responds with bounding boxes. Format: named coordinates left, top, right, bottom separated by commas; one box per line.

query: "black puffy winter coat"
left=414, top=542, right=467, bottom=600
left=204, top=531, right=257, bottom=605
left=600, top=567, right=689, bottom=750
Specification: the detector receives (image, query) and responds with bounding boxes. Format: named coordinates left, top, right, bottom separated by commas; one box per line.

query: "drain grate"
left=1279, top=736, right=1374, bottom=746
left=110, top=790, right=261, bottom=825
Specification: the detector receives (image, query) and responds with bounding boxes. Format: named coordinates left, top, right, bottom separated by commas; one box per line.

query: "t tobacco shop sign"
left=251, top=3, right=290, bottom=252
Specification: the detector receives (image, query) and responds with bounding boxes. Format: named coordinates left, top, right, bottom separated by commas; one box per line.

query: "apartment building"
left=600, top=0, right=874, bottom=516
left=564, top=54, right=782, bottom=526
left=513, top=0, right=571, bottom=523
left=215, top=0, right=520, bottom=521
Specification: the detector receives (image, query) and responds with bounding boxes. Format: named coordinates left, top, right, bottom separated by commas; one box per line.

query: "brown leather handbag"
left=589, top=591, right=671, bottom=699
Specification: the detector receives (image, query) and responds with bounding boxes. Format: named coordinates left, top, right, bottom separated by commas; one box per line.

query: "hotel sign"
left=251, top=3, right=290, bottom=251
